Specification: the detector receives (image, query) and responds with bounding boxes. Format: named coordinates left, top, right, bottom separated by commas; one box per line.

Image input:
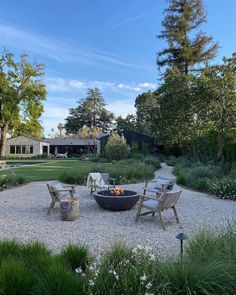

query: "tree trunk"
left=0, top=122, right=9, bottom=157
left=216, top=130, right=225, bottom=163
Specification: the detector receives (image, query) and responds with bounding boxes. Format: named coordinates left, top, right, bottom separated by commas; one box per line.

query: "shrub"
left=125, top=163, right=154, bottom=181
left=34, top=258, right=87, bottom=295
left=59, top=172, right=86, bottom=185
left=60, top=244, right=92, bottom=272
left=207, top=177, right=236, bottom=200
left=0, top=258, right=33, bottom=295
left=143, top=155, right=161, bottom=169
left=176, top=174, right=186, bottom=185
left=105, top=133, right=128, bottom=161
left=0, top=172, right=26, bottom=190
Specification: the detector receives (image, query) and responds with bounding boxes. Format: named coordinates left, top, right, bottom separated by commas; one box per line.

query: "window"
left=30, top=146, right=33, bottom=154
left=10, top=145, right=15, bottom=154
left=16, top=145, right=21, bottom=154
left=22, top=145, right=26, bottom=154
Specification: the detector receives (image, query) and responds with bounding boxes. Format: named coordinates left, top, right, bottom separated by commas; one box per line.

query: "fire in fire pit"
left=110, top=186, right=124, bottom=196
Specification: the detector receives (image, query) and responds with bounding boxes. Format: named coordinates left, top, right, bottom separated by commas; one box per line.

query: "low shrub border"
left=166, top=156, right=236, bottom=201
left=0, top=225, right=235, bottom=294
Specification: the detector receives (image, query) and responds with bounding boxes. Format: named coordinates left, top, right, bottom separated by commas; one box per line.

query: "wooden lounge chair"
left=87, top=172, right=116, bottom=195
left=47, top=183, right=78, bottom=214
left=135, top=189, right=181, bottom=230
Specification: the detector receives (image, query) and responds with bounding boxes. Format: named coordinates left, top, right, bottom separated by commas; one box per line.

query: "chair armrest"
left=139, top=194, right=161, bottom=201
left=53, top=189, right=73, bottom=193
left=63, top=185, right=75, bottom=192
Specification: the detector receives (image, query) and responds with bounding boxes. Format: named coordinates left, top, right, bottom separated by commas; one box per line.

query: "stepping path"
left=0, top=163, right=235, bottom=257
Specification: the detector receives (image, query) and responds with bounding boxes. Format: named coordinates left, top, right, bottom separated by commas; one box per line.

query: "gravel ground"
left=0, top=163, right=235, bottom=257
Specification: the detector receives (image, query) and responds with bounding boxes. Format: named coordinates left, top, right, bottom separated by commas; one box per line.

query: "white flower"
left=146, top=282, right=152, bottom=289
left=89, top=280, right=94, bottom=286
left=140, top=274, right=147, bottom=281
left=149, top=253, right=155, bottom=261
left=75, top=267, right=83, bottom=274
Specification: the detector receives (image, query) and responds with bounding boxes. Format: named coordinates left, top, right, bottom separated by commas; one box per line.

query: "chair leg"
left=159, top=212, right=166, bottom=230
left=135, top=203, right=142, bottom=222
left=47, top=201, right=55, bottom=215
left=172, top=206, right=180, bottom=224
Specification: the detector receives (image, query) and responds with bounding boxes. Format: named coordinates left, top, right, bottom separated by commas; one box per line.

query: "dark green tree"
left=0, top=50, right=46, bottom=156
left=135, top=90, right=156, bottom=134
left=157, top=0, right=218, bottom=74
left=115, top=114, right=137, bottom=132
left=65, top=88, right=114, bottom=134
left=193, top=54, right=236, bottom=162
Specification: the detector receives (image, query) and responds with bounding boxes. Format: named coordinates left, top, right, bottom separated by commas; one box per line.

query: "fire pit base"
left=93, top=190, right=140, bottom=211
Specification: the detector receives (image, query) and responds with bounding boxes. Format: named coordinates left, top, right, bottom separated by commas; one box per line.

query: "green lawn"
left=1, top=159, right=111, bottom=182
left=1, top=158, right=156, bottom=185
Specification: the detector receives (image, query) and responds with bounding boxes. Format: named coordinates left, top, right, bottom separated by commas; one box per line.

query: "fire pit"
left=93, top=187, right=139, bottom=211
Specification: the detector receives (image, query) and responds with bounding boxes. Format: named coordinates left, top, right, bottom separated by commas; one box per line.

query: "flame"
left=110, top=186, right=124, bottom=196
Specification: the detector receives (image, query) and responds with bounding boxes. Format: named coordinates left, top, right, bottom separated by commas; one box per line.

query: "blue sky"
left=0, top=0, right=235, bottom=135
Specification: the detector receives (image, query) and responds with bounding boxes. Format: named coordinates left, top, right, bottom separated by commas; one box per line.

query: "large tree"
left=115, top=114, right=137, bottom=132
left=65, top=88, right=114, bottom=134
left=0, top=51, right=46, bottom=156
left=135, top=90, right=156, bottom=134
left=157, top=0, right=218, bottom=74
left=193, top=54, right=236, bottom=162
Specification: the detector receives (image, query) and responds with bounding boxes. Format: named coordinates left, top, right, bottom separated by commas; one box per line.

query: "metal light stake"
left=176, top=233, right=188, bottom=260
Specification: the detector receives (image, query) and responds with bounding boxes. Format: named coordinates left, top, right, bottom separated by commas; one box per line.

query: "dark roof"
left=7, top=135, right=49, bottom=143
left=45, top=138, right=96, bottom=146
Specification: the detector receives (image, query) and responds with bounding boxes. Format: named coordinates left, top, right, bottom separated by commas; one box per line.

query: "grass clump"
left=59, top=244, right=92, bottom=272
left=0, top=258, right=33, bottom=295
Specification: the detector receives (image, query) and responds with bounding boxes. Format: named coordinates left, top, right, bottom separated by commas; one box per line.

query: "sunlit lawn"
left=1, top=159, right=112, bottom=182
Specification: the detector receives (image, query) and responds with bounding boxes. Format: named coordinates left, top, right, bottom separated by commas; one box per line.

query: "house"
left=6, top=136, right=50, bottom=157
left=5, top=135, right=101, bottom=157
left=46, top=137, right=100, bottom=156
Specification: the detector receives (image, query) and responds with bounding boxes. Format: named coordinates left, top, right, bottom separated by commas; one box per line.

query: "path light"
left=176, top=233, right=188, bottom=260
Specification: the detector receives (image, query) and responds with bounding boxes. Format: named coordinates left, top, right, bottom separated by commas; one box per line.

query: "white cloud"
left=46, top=77, right=157, bottom=93
left=113, top=12, right=151, bottom=28
left=0, top=23, right=152, bottom=71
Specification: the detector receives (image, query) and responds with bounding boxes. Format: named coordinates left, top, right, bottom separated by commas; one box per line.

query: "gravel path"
left=0, top=163, right=235, bottom=257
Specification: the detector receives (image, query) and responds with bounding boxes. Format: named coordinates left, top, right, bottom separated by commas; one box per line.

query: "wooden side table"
left=60, top=198, right=79, bottom=221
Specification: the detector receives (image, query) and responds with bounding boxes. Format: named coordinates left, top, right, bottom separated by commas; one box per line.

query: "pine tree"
left=157, top=0, right=218, bottom=74
left=65, top=88, right=114, bottom=134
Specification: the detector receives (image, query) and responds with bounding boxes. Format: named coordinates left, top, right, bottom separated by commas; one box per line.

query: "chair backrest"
left=101, top=173, right=110, bottom=185
left=47, top=183, right=64, bottom=200
left=158, top=190, right=181, bottom=210
left=155, top=176, right=175, bottom=191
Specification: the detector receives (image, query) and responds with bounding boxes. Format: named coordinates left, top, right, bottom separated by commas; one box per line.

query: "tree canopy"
left=157, top=0, right=218, bottom=74
left=0, top=50, right=46, bottom=156
left=65, top=88, right=114, bottom=134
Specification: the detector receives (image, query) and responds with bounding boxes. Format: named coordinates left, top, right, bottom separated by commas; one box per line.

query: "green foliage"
left=143, top=155, right=160, bottom=169
left=0, top=227, right=235, bottom=294
left=135, top=90, right=155, bottom=134
left=65, top=88, right=114, bottom=133
left=115, top=114, right=137, bottom=132
left=0, top=258, right=33, bottom=295
left=0, top=171, right=26, bottom=190
left=105, top=133, right=128, bottom=161
left=0, top=240, right=23, bottom=262
left=207, top=177, right=236, bottom=200
left=0, top=50, right=46, bottom=156
left=170, top=156, right=236, bottom=198
left=33, top=258, right=87, bottom=295
left=60, top=244, right=92, bottom=272
left=157, top=0, right=218, bottom=74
